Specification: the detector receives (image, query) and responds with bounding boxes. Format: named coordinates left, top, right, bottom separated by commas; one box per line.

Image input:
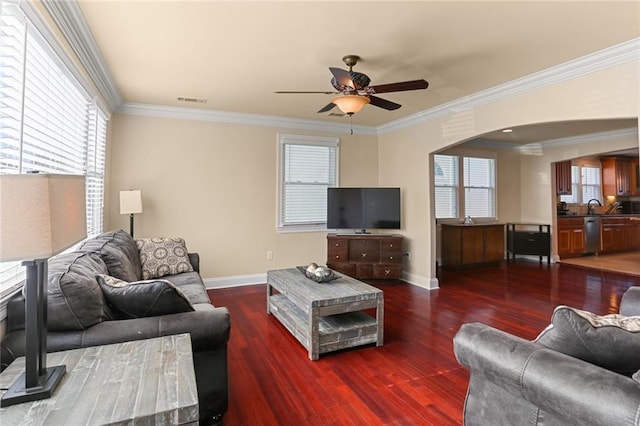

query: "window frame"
left=0, top=0, right=108, bottom=309
left=559, top=162, right=602, bottom=204
left=434, top=150, right=497, bottom=221
left=277, top=134, right=339, bottom=233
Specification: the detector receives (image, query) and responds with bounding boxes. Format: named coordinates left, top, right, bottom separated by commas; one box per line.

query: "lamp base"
left=0, top=365, right=66, bottom=407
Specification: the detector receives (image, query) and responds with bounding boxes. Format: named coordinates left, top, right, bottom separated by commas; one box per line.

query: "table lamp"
left=0, top=173, right=86, bottom=407
left=119, top=190, right=142, bottom=237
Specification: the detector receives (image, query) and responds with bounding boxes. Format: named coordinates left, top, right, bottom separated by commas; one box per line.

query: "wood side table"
left=0, top=334, right=198, bottom=425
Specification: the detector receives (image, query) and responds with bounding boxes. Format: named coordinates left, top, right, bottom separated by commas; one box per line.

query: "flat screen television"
left=327, top=187, right=401, bottom=234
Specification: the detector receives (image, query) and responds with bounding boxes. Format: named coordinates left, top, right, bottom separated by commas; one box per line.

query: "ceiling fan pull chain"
left=350, top=115, right=354, bottom=135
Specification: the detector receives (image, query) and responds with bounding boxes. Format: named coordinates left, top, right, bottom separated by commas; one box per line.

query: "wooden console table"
left=0, top=334, right=198, bottom=425
left=506, top=222, right=551, bottom=264
left=267, top=268, right=383, bottom=360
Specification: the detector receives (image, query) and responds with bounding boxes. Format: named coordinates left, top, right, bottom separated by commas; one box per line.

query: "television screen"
left=327, top=187, right=401, bottom=232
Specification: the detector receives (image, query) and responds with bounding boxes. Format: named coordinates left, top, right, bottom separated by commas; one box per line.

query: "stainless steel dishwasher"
left=584, top=216, right=601, bottom=253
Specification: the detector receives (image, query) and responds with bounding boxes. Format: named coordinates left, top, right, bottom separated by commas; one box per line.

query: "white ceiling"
left=76, top=1, right=639, bottom=135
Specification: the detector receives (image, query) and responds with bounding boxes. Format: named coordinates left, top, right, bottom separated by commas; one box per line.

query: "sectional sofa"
left=0, top=230, right=230, bottom=424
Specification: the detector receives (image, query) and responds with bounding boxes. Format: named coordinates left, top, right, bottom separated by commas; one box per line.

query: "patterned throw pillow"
left=96, top=274, right=194, bottom=319
left=535, top=306, right=640, bottom=376
left=135, top=237, right=194, bottom=280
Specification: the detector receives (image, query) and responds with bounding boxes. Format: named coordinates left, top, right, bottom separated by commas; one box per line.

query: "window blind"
left=0, top=1, right=108, bottom=297
left=434, top=154, right=458, bottom=218
left=559, top=165, right=601, bottom=204
left=278, top=135, right=338, bottom=230
left=463, top=156, right=495, bottom=218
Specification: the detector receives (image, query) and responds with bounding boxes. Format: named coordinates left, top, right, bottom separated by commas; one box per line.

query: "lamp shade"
left=119, top=190, right=143, bottom=214
left=332, top=95, right=370, bottom=114
left=0, top=174, right=87, bottom=262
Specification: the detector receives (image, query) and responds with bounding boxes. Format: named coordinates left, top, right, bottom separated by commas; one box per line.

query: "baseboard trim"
left=204, top=274, right=267, bottom=289
left=401, top=272, right=439, bottom=290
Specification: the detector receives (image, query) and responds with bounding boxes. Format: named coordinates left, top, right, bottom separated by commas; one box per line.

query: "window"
left=559, top=165, right=602, bottom=204
left=434, top=152, right=496, bottom=219
left=278, top=134, right=339, bottom=232
left=0, top=1, right=108, bottom=298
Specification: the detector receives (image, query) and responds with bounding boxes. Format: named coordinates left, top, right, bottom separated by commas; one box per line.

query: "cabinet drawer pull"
left=335, top=255, right=340, bottom=259
left=389, top=244, right=394, bottom=248
left=389, top=256, right=394, bottom=260
left=384, top=269, right=391, bottom=275
left=361, top=252, right=367, bottom=258
left=335, top=243, right=340, bottom=247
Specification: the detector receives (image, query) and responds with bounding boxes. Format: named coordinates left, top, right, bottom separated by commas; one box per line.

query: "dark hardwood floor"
left=208, top=261, right=640, bottom=425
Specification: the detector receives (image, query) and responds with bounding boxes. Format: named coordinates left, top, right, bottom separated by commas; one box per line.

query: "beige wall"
left=378, top=61, right=639, bottom=286
left=107, top=115, right=378, bottom=280
left=107, top=62, right=638, bottom=288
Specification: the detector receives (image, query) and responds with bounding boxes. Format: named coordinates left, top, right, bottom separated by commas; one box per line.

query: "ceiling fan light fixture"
left=332, top=95, right=369, bottom=115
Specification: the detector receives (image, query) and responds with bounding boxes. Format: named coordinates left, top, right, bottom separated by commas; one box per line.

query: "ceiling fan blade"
left=369, top=79, right=429, bottom=94
left=368, top=95, right=401, bottom=111
left=317, top=102, right=336, bottom=113
left=275, top=91, right=338, bottom=94
left=329, top=67, right=354, bottom=89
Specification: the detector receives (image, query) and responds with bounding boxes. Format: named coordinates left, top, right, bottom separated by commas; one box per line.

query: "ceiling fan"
left=275, top=55, right=429, bottom=116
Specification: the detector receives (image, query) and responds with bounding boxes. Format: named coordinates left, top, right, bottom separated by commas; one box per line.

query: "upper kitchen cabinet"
left=555, top=160, right=572, bottom=195
left=601, top=157, right=638, bottom=196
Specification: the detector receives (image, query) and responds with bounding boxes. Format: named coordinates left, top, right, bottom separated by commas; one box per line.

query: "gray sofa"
left=454, top=286, right=640, bottom=426
left=0, top=230, right=230, bottom=424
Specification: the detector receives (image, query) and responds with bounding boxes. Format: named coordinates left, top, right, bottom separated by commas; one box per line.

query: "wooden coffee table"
left=267, top=268, right=384, bottom=360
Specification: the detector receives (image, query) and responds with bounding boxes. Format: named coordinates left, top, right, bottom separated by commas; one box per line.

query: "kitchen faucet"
left=587, top=198, right=602, bottom=215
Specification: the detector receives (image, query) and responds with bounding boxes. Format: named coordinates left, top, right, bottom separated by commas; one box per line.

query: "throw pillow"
left=535, top=306, right=640, bottom=376
left=135, top=237, right=194, bottom=280
left=47, top=252, right=111, bottom=331
left=96, top=274, right=194, bottom=319
left=79, top=230, right=142, bottom=282
left=634, top=370, right=640, bottom=384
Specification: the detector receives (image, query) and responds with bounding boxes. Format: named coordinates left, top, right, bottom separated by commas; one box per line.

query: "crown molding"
left=540, top=127, right=638, bottom=147
left=116, top=103, right=378, bottom=136
left=378, top=37, right=640, bottom=135
left=41, top=0, right=122, bottom=112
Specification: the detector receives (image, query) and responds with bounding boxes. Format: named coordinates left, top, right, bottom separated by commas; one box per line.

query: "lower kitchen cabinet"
left=441, top=223, right=505, bottom=267
left=557, top=217, right=585, bottom=258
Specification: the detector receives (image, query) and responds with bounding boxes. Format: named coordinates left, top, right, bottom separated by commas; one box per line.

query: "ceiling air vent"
left=177, top=97, right=207, bottom=104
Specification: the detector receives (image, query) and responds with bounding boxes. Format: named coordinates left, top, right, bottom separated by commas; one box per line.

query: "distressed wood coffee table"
left=267, top=268, right=384, bottom=360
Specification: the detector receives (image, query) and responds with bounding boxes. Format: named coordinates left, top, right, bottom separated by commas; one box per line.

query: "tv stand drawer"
left=327, top=234, right=403, bottom=280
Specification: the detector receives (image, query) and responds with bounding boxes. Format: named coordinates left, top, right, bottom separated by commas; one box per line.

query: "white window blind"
left=278, top=134, right=338, bottom=231
left=434, top=152, right=496, bottom=220
left=559, top=165, right=601, bottom=204
left=0, top=1, right=108, bottom=297
left=464, top=156, right=495, bottom=218
left=434, top=154, right=458, bottom=218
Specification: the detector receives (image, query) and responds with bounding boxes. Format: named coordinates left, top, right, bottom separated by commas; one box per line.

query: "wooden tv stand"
left=327, top=233, right=403, bottom=279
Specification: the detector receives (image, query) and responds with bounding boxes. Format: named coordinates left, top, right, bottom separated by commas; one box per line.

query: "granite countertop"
left=558, top=213, right=640, bottom=218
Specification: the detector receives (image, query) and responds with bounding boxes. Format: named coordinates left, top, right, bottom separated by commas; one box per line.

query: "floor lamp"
left=119, top=190, right=142, bottom=237
left=0, top=174, right=86, bottom=407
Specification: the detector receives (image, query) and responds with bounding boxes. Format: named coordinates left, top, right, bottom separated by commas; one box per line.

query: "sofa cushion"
left=47, top=252, right=111, bottom=331
left=79, top=230, right=142, bottom=282
left=96, top=274, right=194, bottom=319
left=136, top=237, right=194, bottom=280
left=165, top=271, right=211, bottom=305
left=634, top=370, right=640, bottom=384
left=535, top=306, right=640, bottom=376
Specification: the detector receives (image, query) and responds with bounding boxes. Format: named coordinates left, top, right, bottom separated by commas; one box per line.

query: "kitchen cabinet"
left=557, top=217, right=585, bottom=258
left=441, top=223, right=504, bottom=267
left=601, top=157, right=634, bottom=196
left=555, top=160, right=572, bottom=195
left=600, top=217, right=640, bottom=253
left=632, top=159, right=639, bottom=196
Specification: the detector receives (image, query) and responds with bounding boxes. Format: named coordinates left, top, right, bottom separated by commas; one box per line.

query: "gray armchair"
left=454, top=286, right=640, bottom=426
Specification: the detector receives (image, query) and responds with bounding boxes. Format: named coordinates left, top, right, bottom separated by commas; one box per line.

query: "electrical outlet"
left=266, top=250, right=273, bottom=260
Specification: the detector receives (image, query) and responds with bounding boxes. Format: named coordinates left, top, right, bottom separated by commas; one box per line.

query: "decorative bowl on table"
left=296, top=263, right=339, bottom=283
